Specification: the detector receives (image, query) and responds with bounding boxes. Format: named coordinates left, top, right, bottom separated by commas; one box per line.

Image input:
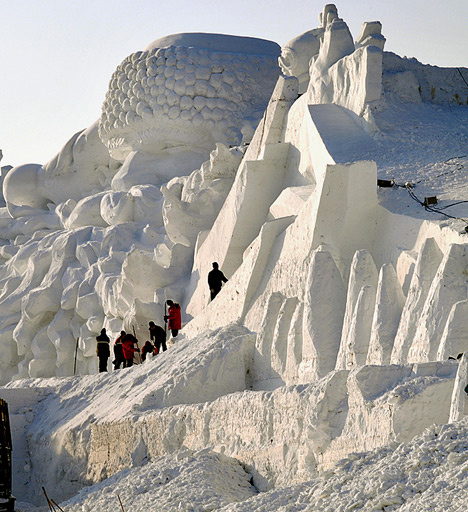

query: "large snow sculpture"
left=0, top=32, right=283, bottom=382
left=99, top=33, right=281, bottom=161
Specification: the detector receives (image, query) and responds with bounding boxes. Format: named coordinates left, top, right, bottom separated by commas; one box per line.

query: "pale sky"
left=1, top=0, right=467, bottom=168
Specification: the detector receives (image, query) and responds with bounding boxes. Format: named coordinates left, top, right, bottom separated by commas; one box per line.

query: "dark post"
left=0, top=398, right=15, bottom=512
left=73, top=337, right=79, bottom=375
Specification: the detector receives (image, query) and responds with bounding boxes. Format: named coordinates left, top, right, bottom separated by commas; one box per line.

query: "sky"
left=1, top=0, right=467, bottom=168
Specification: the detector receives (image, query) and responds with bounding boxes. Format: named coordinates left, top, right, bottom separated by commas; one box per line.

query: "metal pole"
left=132, top=326, right=141, bottom=363
left=73, top=338, right=79, bottom=376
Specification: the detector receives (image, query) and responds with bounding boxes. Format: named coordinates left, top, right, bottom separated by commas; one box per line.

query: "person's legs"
left=124, top=358, right=133, bottom=368
left=171, top=329, right=179, bottom=337
left=99, top=356, right=108, bottom=372
left=161, top=339, right=167, bottom=351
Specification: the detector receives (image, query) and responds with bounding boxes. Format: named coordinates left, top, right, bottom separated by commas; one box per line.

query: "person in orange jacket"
left=164, top=300, right=181, bottom=337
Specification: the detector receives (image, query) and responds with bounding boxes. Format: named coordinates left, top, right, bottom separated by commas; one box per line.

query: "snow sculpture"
left=366, top=264, right=405, bottom=366
left=391, top=238, right=443, bottom=364
left=290, top=4, right=386, bottom=122
left=279, top=4, right=340, bottom=94
left=3, top=122, right=117, bottom=218
left=355, top=21, right=386, bottom=50
left=408, top=244, right=468, bottom=363
left=299, top=247, right=346, bottom=381
left=336, top=249, right=378, bottom=370
left=0, top=32, right=284, bottom=382
left=437, top=300, right=468, bottom=361
left=98, top=33, right=281, bottom=161
left=279, top=31, right=321, bottom=94
left=161, top=143, right=243, bottom=247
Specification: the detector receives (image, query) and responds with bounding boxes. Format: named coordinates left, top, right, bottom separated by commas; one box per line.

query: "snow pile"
left=61, top=449, right=256, bottom=512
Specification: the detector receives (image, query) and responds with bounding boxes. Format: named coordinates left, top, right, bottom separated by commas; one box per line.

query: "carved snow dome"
left=99, top=33, right=281, bottom=160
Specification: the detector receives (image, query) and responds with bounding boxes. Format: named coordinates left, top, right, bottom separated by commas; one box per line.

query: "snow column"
left=391, top=238, right=443, bottom=365
left=366, top=264, right=405, bottom=365
left=335, top=249, right=378, bottom=370
left=299, top=247, right=346, bottom=382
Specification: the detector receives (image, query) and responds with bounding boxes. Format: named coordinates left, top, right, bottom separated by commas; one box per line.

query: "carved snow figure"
left=0, top=32, right=282, bottom=381
left=355, top=21, right=386, bottom=50
left=279, top=4, right=339, bottom=94
left=99, top=32, right=281, bottom=193
left=3, top=33, right=280, bottom=213
left=309, top=16, right=355, bottom=82
left=3, top=122, right=117, bottom=218
left=279, top=31, right=321, bottom=94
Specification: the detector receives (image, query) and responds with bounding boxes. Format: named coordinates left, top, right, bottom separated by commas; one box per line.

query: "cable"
left=433, top=200, right=468, bottom=211
left=379, top=155, right=468, bottom=232
left=400, top=182, right=468, bottom=228
left=457, top=68, right=468, bottom=89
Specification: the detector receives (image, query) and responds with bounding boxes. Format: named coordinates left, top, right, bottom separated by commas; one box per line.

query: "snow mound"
left=60, top=449, right=256, bottom=512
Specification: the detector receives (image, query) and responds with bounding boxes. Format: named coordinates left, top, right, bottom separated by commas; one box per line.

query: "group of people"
left=95, top=299, right=183, bottom=372
left=96, top=263, right=228, bottom=373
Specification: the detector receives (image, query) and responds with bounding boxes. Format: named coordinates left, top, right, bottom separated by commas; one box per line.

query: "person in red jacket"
left=164, top=300, right=181, bottom=337
left=113, top=330, right=126, bottom=370
left=121, top=333, right=140, bottom=367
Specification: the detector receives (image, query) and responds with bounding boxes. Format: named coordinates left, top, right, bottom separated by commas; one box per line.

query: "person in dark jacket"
left=121, top=333, right=140, bottom=368
left=149, top=321, right=167, bottom=353
left=113, top=330, right=126, bottom=370
left=208, top=262, right=228, bottom=300
left=96, top=328, right=110, bottom=372
left=164, top=300, right=181, bottom=337
left=141, top=340, right=156, bottom=361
